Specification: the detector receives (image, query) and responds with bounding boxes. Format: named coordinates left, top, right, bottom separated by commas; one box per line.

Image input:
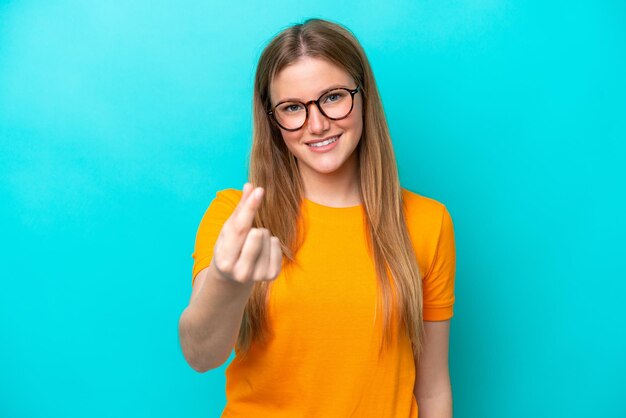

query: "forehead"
left=270, top=56, right=353, bottom=104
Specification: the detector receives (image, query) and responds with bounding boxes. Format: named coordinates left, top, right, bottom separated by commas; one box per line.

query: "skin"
left=269, top=56, right=363, bottom=207
left=414, top=320, right=453, bottom=418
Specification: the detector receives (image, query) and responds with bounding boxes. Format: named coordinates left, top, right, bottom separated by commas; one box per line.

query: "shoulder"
left=401, top=187, right=450, bottom=226
left=198, top=187, right=244, bottom=223
left=214, top=188, right=243, bottom=206
left=400, top=187, right=454, bottom=273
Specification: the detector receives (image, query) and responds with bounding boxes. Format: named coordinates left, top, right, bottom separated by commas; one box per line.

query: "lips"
left=304, top=134, right=341, bottom=145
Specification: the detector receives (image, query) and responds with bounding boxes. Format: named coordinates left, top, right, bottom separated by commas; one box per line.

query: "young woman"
left=179, top=18, right=456, bottom=418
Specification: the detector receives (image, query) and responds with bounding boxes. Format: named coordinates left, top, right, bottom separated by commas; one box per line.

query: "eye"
left=323, top=90, right=346, bottom=103
left=279, top=103, right=303, bottom=113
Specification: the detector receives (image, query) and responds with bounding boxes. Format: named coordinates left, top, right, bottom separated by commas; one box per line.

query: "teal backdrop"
left=1, top=1, right=624, bottom=417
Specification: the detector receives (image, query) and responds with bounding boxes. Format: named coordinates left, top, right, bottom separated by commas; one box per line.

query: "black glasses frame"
left=267, top=85, right=360, bottom=131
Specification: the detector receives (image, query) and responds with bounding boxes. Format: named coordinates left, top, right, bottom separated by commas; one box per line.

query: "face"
left=269, top=56, right=363, bottom=180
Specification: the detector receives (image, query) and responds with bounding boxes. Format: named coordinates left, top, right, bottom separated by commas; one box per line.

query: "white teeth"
left=308, top=135, right=338, bottom=147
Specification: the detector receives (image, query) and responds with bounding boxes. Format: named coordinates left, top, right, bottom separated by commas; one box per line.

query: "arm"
left=413, top=320, right=453, bottom=418
left=178, top=184, right=283, bottom=373
left=179, top=264, right=255, bottom=372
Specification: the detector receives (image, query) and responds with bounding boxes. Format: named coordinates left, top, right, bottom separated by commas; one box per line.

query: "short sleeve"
left=422, top=205, right=456, bottom=321
left=191, top=189, right=242, bottom=287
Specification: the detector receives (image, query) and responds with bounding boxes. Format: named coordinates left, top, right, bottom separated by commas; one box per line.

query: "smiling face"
left=269, top=56, right=363, bottom=185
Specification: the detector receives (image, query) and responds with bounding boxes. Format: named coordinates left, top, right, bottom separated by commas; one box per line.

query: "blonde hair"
left=238, top=18, right=425, bottom=363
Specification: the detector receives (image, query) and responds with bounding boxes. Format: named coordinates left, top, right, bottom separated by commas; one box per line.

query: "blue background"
left=1, top=1, right=624, bottom=417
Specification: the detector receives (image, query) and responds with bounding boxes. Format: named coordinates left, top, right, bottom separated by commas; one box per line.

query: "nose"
left=306, top=102, right=330, bottom=134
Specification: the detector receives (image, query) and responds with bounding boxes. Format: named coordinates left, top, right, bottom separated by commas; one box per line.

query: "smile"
left=305, top=134, right=341, bottom=153
left=306, top=134, right=341, bottom=148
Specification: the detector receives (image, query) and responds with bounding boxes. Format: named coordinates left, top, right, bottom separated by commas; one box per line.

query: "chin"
left=312, top=161, right=347, bottom=174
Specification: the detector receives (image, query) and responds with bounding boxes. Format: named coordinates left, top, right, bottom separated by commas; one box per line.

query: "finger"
left=233, top=186, right=264, bottom=232
left=212, top=233, right=237, bottom=280
left=217, top=185, right=264, bottom=274
left=231, top=228, right=265, bottom=282
left=252, top=229, right=271, bottom=281
left=231, top=182, right=254, bottom=217
left=267, top=236, right=283, bottom=280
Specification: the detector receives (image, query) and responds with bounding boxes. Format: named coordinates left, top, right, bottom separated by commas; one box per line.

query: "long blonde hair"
left=238, top=18, right=425, bottom=363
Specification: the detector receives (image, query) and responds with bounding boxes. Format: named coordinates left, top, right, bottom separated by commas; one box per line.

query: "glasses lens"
left=319, top=89, right=353, bottom=119
left=274, top=102, right=306, bottom=130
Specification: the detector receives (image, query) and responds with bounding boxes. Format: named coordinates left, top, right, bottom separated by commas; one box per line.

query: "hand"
left=209, top=183, right=283, bottom=285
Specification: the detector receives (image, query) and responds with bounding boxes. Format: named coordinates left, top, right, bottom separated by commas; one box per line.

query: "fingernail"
left=254, top=188, right=263, bottom=199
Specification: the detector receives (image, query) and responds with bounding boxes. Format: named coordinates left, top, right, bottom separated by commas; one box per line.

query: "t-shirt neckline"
left=302, top=197, right=365, bottom=223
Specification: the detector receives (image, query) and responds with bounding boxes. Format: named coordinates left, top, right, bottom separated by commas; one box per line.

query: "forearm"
left=416, top=390, right=453, bottom=418
left=178, top=265, right=254, bottom=372
left=416, top=390, right=452, bottom=418
left=415, top=375, right=453, bottom=418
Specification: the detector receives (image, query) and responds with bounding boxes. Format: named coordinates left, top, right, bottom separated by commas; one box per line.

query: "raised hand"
left=209, top=183, right=283, bottom=285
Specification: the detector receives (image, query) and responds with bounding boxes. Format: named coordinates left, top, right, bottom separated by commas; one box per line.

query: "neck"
left=298, top=152, right=361, bottom=207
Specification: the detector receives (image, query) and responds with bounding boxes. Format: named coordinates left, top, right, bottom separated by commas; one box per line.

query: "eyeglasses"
left=267, top=85, right=360, bottom=131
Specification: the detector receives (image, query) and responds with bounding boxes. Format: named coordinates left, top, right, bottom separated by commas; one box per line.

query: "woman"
left=179, top=18, right=456, bottom=418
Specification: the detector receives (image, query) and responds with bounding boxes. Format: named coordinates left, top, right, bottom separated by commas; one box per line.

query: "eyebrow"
left=275, top=84, right=350, bottom=105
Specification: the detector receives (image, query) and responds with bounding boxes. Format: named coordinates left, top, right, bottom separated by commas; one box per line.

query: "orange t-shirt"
left=191, top=187, right=456, bottom=417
